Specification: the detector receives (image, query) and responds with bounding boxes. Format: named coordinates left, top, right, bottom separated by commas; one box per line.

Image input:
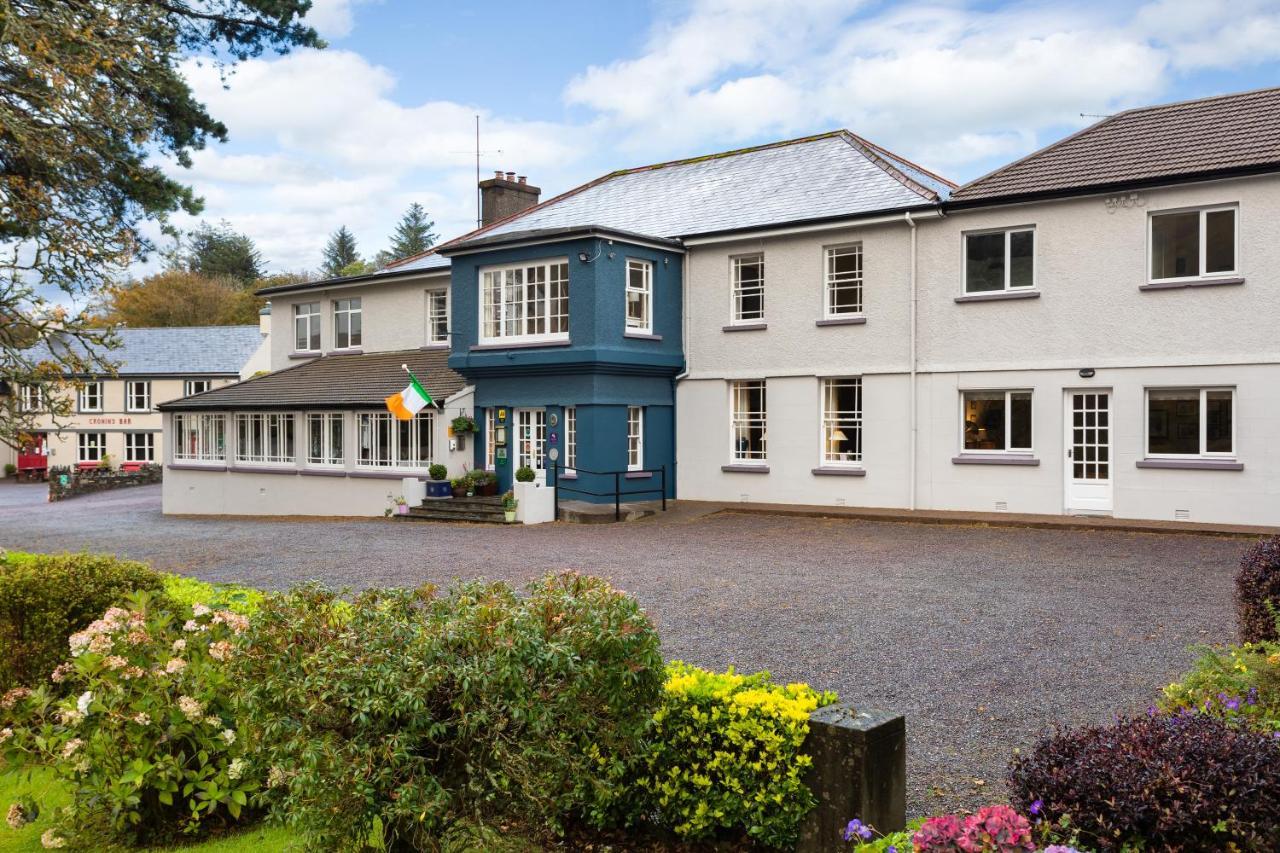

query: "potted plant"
left=472, top=470, right=498, bottom=497
left=97, top=453, right=112, bottom=472
left=515, top=466, right=535, bottom=483
left=385, top=494, right=409, bottom=517
left=426, top=463, right=451, bottom=499
left=451, top=415, right=477, bottom=435
left=502, top=489, right=518, bottom=523
left=450, top=477, right=467, bottom=499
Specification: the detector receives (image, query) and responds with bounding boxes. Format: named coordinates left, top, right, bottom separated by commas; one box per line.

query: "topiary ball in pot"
left=1238, top=535, right=1280, bottom=644
left=515, top=466, right=535, bottom=483
left=428, top=463, right=448, bottom=482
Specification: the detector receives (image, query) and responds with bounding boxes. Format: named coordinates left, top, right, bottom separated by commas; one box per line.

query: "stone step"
left=400, top=508, right=509, bottom=524
left=423, top=496, right=504, bottom=511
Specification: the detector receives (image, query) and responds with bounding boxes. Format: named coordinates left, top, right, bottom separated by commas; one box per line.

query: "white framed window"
left=824, top=244, right=863, bottom=317
left=184, top=379, right=212, bottom=397
left=625, top=259, right=652, bottom=334
left=306, top=413, right=344, bottom=466
left=173, top=413, right=226, bottom=462
left=426, top=289, right=449, bottom=345
left=963, top=227, right=1035, bottom=294
left=480, top=259, right=569, bottom=344
left=627, top=406, right=643, bottom=470
left=125, top=380, right=151, bottom=412
left=357, top=411, right=434, bottom=469
left=731, top=254, right=764, bottom=323
left=1146, top=388, right=1234, bottom=458
left=294, top=302, right=321, bottom=352
left=77, top=432, right=106, bottom=463
left=564, top=406, right=577, bottom=471
left=124, top=432, right=155, bottom=463
left=962, top=391, right=1033, bottom=453
left=234, top=413, right=296, bottom=465
left=78, top=381, right=103, bottom=413
left=484, top=408, right=496, bottom=471
left=333, top=298, right=362, bottom=350
left=730, top=380, right=766, bottom=462
left=821, top=378, right=863, bottom=465
left=1149, top=206, right=1237, bottom=282
left=18, top=384, right=43, bottom=412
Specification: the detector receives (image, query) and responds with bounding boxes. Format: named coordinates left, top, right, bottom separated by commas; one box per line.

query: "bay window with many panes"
left=480, top=259, right=569, bottom=344
left=235, top=413, right=295, bottom=465
left=964, top=228, right=1034, bottom=294
left=306, top=413, right=344, bottom=466
left=1146, top=388, right=1234, bottom=458
left=962, top=391, right=1033, bottom=453
left=1149, top=206, right=1237, bottom=283
left=729, top=380, right=766, bottom=462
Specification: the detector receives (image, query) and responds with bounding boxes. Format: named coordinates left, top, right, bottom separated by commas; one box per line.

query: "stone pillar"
left=797, top=703, right=906, bottom=852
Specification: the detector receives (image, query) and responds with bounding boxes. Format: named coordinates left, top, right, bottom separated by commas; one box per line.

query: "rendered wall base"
left=163, top=467, right=417, bottom=517
left=514, top=481, right=555, bottom=524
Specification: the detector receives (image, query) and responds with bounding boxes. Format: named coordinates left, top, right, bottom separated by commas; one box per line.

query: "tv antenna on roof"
left=448, top=116, right=503, bottom=229
left=1080, top=113, right=1113, bottom=119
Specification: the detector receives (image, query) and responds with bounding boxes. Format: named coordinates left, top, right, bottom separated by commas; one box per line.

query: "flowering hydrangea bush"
left=910, top=805, right=1035, bottom=852
left=639, top=662, right=836, bottom=848
left=0, top=593, right=256, bottom=847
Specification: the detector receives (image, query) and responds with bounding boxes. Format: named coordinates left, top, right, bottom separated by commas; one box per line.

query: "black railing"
left=551, top=464, right=667, bottom=522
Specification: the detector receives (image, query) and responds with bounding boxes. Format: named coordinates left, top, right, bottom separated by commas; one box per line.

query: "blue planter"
left=425, top=479, right=452, bottom=500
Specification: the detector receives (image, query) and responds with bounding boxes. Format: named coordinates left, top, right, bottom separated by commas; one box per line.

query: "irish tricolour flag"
left=385, top=365, right=434, bottom=420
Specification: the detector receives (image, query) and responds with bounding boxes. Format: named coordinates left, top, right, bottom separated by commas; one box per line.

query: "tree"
left=322, top=227, right=362, bottom=277
left=380, top=203, right=437, bottom=266
left=182, top=221, right=265, bottom=285
left=0, top=0, right=320, bottom=447
left=95, top=271, right=263, bottom=328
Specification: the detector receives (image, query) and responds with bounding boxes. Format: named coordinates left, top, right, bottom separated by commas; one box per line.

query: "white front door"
left=514, top=408, right=547, bottom=478
left=1064, top=390, right=1113, bottom=514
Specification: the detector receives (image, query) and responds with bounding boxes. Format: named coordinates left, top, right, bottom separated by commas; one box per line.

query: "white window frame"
left=425, top=289, right=450, bottom=346
left=356, top=411, right=435, bottom=470
left=730, top=253, right=765, bottom=324
left=484, top=408, right=496, bottom=471
left=627, top=406, right=644, bottom=471
left=294, top=302, right=321, bottom=352
left=564, top=406, right=577, bottom=473
left=479, top=258, right=570, bottom=345
left=959, top=390, right=1034, bottom=454
left=18, top=384, right=43, bottom=412
left=172, top=413, right=227, bottom=463
left=1147, top=205, right=1239, bottom=284
left=184, top=379, right=212, bottom=397
left=125, top=380, right=151, bottom=413
left=78, top=381, right=103, bottom=413
left=820, top=377, right=863, bottom=466
left=729, top=380, right=767, bottom=463
left=1144, top=387, right=1236, bottom=459
left=124, top=432, right=155, bottom=463
left=305, top=412, right=344, bottom=467
left=333, top=298, right=362, bottom=350
left=625, top=259, right=653, bottom=334
left=234, top=413, right=296, bottom=465
left=962, top=226, right=1036, bottom=294
left=824, top=244, right=864, bottom=318
left=77, top=432, right=106, bottom=463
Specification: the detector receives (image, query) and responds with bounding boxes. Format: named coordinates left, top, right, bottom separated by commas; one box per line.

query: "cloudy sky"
left=163, top=0, right=1280, bottom=274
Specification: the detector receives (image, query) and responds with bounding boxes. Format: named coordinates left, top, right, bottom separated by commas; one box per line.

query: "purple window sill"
left=288, top=351, right=320, bottom=360
left=722, top=323, right=767, bottom=332
left=815, top=316, right=867, bottom=327
left=954, top=290, right=1040, bottom=304
left=624, top=471, right=652, bottom=479
left=1136, top=458, right=1243, bottom=471
left=721, top=463, right=769, bottom=473
left=229, top=464, right=298, bottom=475
left=624, top=331, right=664, bottom=341
left=811, top=466, right=866, bottom=476
left=168, top=463, right=227, bottom=472
left=329, top=348, right=363, bottom=356
left=952, top=454, right=1040, bottom=466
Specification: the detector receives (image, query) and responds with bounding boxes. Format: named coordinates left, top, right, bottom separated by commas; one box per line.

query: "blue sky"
left=160, top=0, right=1280, bottom=274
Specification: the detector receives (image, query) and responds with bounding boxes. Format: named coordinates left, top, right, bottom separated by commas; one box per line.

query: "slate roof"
left=951, top=87, right=1280, bottom=204
left=26, top=326, right=263, bottom=376
left=159, top=348, right=465, bottom=411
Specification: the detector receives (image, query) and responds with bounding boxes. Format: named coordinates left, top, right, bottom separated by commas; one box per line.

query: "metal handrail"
left=550, top=464, right=667, bottom=521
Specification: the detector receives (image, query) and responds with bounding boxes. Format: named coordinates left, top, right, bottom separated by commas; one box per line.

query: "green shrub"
left=0, top=551, right=165, bottom=690
left=232, top=572, right=662, bottom=849
left=428, top=463, right=448, bottom=481
left=1160, top=641, right=1280, bottom=733
left=515, top=466, right=535, bottom=482
left=640, top=662, right=836, bottom=848
left=160, top=574, right=262, bottom=616
left=0, top=592, right=257, bottom=847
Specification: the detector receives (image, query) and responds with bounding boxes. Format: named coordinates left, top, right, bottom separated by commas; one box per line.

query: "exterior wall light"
left=1079, top=368, right=1096, bottom=378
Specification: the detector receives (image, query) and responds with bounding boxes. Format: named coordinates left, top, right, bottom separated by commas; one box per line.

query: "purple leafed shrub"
left=1008, top=714, right=1280, bottom=851
left=1238, top=536, right=1280, bottom=644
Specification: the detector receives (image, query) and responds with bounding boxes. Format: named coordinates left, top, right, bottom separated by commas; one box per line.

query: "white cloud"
left=302, top=0, right=380, bottom=39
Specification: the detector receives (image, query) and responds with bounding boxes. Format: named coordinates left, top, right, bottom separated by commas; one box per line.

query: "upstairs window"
left=825, top=244, right=863, bottom=316
left=333, top=298, right=362, bottom=349
left=294, top=302, right=320, bottom=352
left=125, top=380, right=151, bottom=412
left=1146, top=388, right=1234, bottom=457
left=730, top=380, right=766, bottom=462
left=1150, top=206, right=1236, bottom=282
left=731, top=254, right=764, bottom=323
left=480, top=259, right=569, bottom=344
left=18, top=384, right=42, bottom=412
left=627, top=406, right=643, bottom=470
left=964, top=228, right=1034, bottom=293
left=184, top=380, right=211, bottom=397
left=426, top=289, right=449, bottom=345
left=625, top=259, right=652, bottom=334
left=78, top=381, right=103, bottom=413
left=962, top=390, right=1032, bottom=452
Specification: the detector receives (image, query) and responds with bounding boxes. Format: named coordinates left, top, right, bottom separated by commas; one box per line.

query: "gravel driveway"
left=0, top=482, right=1249, bottom=817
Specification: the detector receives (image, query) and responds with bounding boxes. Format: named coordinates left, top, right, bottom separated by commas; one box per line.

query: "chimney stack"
left=478, top=170, right=541, bottom=227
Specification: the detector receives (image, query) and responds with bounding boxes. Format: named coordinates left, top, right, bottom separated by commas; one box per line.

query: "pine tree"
left=383, top=203, right=437, bottom=264
left=322, top=226, right=361, bottom=277
left=183, top=220, right=264, bottom=285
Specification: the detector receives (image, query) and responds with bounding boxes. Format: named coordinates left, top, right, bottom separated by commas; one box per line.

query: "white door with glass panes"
left=514, top=408, right=547, bottom=481
left=1064, top=390, right=1113, bottom=514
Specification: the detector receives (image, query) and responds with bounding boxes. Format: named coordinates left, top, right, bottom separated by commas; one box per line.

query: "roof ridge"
left=844, top=132, right=959, bottom=190
left=606, top=130, right=848, bottom=177
left=118, top=325, right=260, bottom=332
left=1107, top=84, right=1280, bottom=118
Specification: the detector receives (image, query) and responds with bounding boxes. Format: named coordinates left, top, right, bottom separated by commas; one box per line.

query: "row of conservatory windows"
left=172, top=411, right=436, bottom=468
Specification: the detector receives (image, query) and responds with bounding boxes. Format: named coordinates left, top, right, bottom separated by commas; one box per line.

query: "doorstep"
left=557, top=499, right=664, bottom=524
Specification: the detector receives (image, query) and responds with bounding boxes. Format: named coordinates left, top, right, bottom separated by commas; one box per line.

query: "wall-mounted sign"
left=496, top=447, right=508, bottom=462
left=548, top=447, right=559, bottom=462
left=88, top=417, right=132, bottom=425
left=497, top=408, right=507, bottom=421
left=549, top=431, right=558, bottom=444
left=495, top=426, right=507, bottom=446
left=549, top=413, right=559, bottom=427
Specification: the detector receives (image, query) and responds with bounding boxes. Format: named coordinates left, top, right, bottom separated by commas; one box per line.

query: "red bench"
left=77, top=461, right=105, bottom=473
left=121, top=462, right=145, bottom=473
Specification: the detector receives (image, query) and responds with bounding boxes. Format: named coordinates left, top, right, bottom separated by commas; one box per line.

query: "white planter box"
left=514, top=480, right=555, bottom=524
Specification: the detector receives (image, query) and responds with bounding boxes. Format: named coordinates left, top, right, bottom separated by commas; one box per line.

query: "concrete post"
left=797, top=703, right=906, bottom=852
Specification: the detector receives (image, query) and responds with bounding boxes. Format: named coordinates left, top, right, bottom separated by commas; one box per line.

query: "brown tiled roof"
left=159, top=348, right=465, bottom=411
left=950, top=87, right=1280, bottom=204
